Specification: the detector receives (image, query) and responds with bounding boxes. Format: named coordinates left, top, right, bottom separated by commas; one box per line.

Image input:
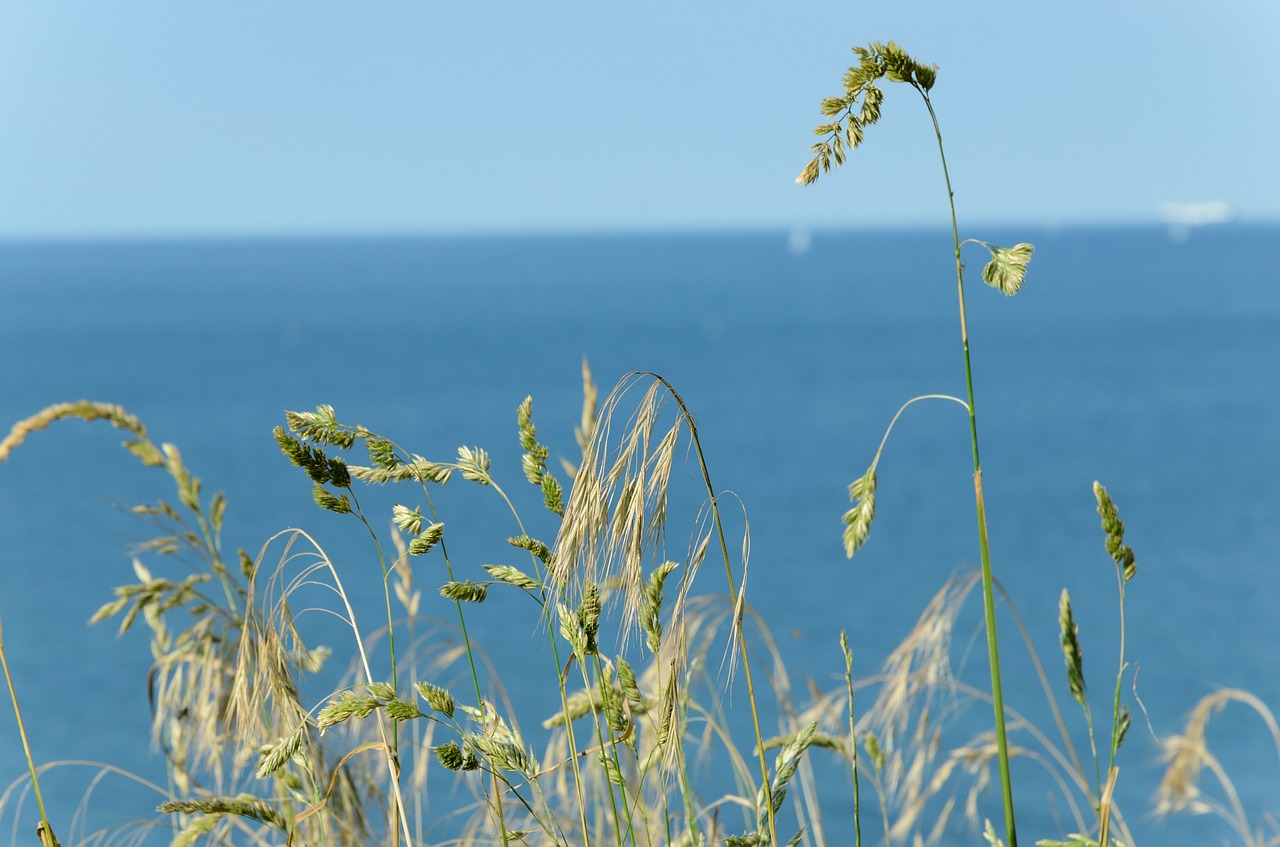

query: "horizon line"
left=1, top=216, right=1275, bottom=246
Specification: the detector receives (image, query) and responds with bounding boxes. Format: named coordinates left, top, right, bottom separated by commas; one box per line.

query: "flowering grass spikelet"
left=842, top=468, right=877, bottom=557
left=1058, top=589, right=1087, bottom=708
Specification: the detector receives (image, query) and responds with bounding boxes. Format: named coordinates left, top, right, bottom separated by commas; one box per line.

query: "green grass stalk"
left=839, top=631, right=862, bottom=847
left=483, top=484, right=592, bottom=847
left=654, top=375, right=780, bottom=847
left=797, top=43, right=1032, bottom=845
left=918, top=88, right=1018, bottom=846
left=1, top=617, right=60, bottom=847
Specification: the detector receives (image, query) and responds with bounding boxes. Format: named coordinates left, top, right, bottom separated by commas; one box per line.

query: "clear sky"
left=1, top=1, right=1276, bottom=238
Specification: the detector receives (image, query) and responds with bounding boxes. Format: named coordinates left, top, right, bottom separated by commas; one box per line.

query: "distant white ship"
left=1159, top=201, right=1234, bottom=240
left=1160, top=200, right=1234, bottom=225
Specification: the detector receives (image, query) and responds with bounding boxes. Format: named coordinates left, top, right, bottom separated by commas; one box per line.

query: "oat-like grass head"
left=553, top=373, right=687, bottom=646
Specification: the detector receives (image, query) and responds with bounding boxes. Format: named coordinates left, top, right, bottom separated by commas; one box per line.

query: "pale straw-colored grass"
left=1156, top=688, right=1280, bottom=847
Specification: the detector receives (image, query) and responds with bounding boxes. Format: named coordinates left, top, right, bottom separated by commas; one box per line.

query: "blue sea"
left=1, top=225, right=1277, bottom=845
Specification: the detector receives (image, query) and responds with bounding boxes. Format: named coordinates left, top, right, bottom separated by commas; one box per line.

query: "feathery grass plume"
left=518, top=396, right=566, bottom=515
left=1156, top=687, right=1280, bottom=835
left=755, top=721, right=818, bottom=839
left=415, top=681, right=456, bottom=718
left=408, top=521, right=445, bottom=555
left=855, top=573, right=981, bottom=840
left=615, top=657, right=647, bottom=712
left=868, top=574, right=977, bottom=742
left=795, top=41, right=936, bottom=186
left=484, top=563, right=543, bottom=591
left=392, top=503, right=423, bottom=535
left=435, top=741, right=481, bottom=771
left=456, top=445, right=492, bottom=485
left=0, top=400, right=151, bottom=466
left=597, top=660, right=630, bottom=736
left=578, top=581, right=602, bottom=656
left=1093, top=482, right=1136, bottom=582
left=24, top=403, right=307, bottom=805
left=312, top=483, right=352, bottom=513
left=558, top=600, right=589, bottom=659
left=576, top=358, right=599, bottom=454
left=509, top=534, right=554, bottom=565
left=256, top=723, right=308, bottom=779
left=365, top=435, right=399, bottom=469
left=385, top=698, right=423, bottom=721
left=1114, top=706, right=1131, bottom=751
left=389, top=526, right=421, bottom=619
left=440, top=579, right=488, bottom=603
left=469, top=732, right=536, bottom=778
left=317, top=690, right=380, bottom=731
left=461, top=701, right=537, bottom=780
left=1058, top=589, right=1087, bottom=709
left=554, top=373, right=687, bottom=646
left=842, top=467, right=877, bottom=557
left=642, top=561, right=680, bottom=655
left=285, top=404, right=364, bottom=449
left=275, top=426, right=345, bottom=486
left=158, top=796, right=288, bottom=829
left=351, top=455, right=453, bottom=485
left=4, top=407, right=376, bottom=844
left=977, top=242, right=1035, bottom=296
left=229, top=533, right=339, bottom=743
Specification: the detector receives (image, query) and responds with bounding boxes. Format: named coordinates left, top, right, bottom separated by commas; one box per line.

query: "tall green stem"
left=655, top=376, right=778, bottom=847
left=920, top=89, right=1018, bottom=847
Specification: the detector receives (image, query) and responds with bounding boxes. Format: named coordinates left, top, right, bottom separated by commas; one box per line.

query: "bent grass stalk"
left=651, top=374, right=780, bottom=847
left=799, top=40, right=1034, bottom=847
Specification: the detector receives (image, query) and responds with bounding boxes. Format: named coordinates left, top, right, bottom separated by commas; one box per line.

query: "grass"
left=1, top=38, right=1278, bottom=847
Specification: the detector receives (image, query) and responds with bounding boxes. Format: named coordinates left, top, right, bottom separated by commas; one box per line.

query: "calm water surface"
left=1, top=226, right=1277, bottom=844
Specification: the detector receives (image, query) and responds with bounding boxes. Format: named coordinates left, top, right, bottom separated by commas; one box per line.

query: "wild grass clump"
left=1, top=38, right=1277, bottom=847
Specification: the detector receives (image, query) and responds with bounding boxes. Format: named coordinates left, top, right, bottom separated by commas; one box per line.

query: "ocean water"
left=0, top=226, right=1277, bottom=844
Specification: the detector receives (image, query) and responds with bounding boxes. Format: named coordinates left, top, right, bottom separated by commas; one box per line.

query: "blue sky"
left=1, top=1, right=1276, bottom=238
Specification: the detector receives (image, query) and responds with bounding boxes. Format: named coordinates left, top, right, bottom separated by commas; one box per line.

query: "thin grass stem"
left=0, top=617, right=59, bottom=846
left=840, top=631, right=863, bottom=847
left=916, top=86, right=1018, bottom=847
left=647, top=374, right=779, bottom=847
